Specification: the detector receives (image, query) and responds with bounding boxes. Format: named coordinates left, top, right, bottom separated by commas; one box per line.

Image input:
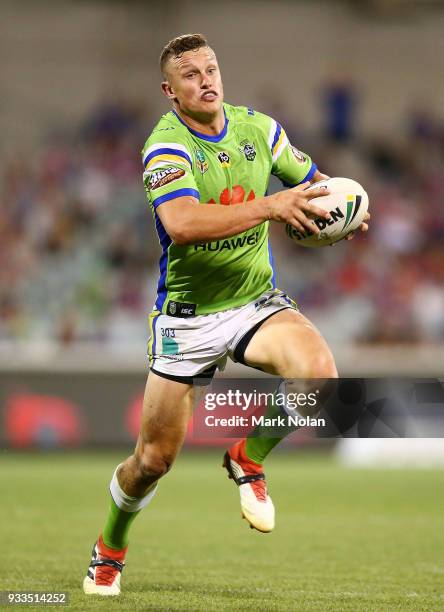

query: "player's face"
left=162, top=47, right=224, bottom=119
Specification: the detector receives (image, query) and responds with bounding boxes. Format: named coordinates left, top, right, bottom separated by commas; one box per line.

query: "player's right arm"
left=156, top=185, right=330, bottom=245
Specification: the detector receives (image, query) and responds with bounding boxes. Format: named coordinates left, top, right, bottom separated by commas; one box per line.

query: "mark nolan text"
left=205, top=415, right=325, bottom=428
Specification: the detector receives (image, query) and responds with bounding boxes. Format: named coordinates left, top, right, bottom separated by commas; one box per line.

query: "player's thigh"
left=135, top=371, right=199, bottom=459
left=243, top=308, right=338, bottom=378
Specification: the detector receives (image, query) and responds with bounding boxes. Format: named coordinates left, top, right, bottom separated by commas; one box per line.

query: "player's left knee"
left=309, top=351, right=338, bottom=379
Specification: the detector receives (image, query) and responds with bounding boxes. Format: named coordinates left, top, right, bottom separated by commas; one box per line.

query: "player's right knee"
left=136, top=448, right=174, bottom=483
left=281, top=347, right=337, bottom=379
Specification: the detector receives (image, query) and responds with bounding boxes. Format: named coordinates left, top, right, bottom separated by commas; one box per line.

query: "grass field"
left=1, top=450, right=444, bottom=611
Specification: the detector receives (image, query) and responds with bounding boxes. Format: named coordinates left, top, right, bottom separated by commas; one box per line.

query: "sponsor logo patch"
left=160, top=353, right=184, bottom=361
left=149, top=167, right=185, bottom=190
left=166, top=301, right=196, bottom=318
left=194, top=230, right=260, bottom=252
left=291, top=145, right=306, bottom=165
left=217, top=151, right=230, bottom=167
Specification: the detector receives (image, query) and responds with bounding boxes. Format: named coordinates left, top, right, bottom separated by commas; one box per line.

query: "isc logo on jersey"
left=149, top=167, right=185, bottom=190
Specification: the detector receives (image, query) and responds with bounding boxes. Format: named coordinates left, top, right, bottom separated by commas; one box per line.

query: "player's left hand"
left=345, top=212, right=370, bottom=240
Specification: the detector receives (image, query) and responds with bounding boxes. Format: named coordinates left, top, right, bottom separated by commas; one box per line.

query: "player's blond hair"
left=160, top=33, right=209, bottom=77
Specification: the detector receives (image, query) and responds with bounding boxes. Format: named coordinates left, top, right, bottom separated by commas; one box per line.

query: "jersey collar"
left=172, top=107, right=228, bottom=143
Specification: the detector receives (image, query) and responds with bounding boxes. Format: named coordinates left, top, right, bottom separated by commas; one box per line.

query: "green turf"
left=1, top=450, right=443, bottom=611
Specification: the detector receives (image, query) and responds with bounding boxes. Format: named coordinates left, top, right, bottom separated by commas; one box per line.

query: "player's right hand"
left=267, top=181, right=331, bottom=235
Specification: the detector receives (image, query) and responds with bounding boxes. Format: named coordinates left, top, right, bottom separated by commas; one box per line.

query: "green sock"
left=245, top=390, right=298, bottom=464
left=246, top=435, right=282, bottom=464
left=102, top=498, right=140, bottom=550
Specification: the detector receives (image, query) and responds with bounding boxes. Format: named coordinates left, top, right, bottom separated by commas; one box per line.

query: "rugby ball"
left=285, top=177, right=369, bottom=247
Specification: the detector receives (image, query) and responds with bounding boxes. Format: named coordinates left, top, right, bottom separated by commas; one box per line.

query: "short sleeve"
left=142, top=140, right=199, bottom=209
left=268, top=119, right=317, bottom=187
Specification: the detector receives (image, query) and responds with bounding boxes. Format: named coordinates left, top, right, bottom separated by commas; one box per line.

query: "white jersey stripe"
left=268, top=118, right=278, bottom=150
left=144, top=159, right=189, bottom=172
left=142, top=142, right=192, bottom=166
left=272, top=132, right=289, bottom=163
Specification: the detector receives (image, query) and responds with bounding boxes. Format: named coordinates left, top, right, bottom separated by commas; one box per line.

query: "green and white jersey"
left=142, top=103, right=316, bottom=315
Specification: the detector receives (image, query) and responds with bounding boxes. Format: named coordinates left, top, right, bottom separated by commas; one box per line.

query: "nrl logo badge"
left=195, top=149, right=208, bottom=174
left=217, top=151, right=230, bottom=167
left=242, top=141, right=256, bottom=161
left=168, top=301, right=177, bottom=315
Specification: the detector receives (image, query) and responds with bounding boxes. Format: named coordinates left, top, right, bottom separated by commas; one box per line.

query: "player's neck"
left=173, top=104, right=225, bottom=136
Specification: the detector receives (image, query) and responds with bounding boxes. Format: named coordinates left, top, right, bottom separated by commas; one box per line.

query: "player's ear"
left=161, top=80, right=175, bottom=100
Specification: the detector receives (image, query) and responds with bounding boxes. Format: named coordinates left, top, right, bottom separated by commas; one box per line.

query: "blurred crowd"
left=1, top=93, right=443, bottom=347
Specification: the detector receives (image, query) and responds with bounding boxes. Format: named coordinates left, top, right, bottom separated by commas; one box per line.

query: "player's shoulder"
left=225, top=103, right=275, bottom=136
left=141, top=112, right=192, bottom=159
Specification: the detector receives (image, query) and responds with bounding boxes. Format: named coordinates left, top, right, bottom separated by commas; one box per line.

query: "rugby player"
left=83, top=33, right=369, bottom=596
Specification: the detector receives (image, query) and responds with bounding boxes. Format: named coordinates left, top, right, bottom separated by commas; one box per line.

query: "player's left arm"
left=268, top=121, right=369, bottom=235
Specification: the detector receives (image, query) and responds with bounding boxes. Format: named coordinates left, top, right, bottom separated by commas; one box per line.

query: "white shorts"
left=147, top=289, right=298, bottom=383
